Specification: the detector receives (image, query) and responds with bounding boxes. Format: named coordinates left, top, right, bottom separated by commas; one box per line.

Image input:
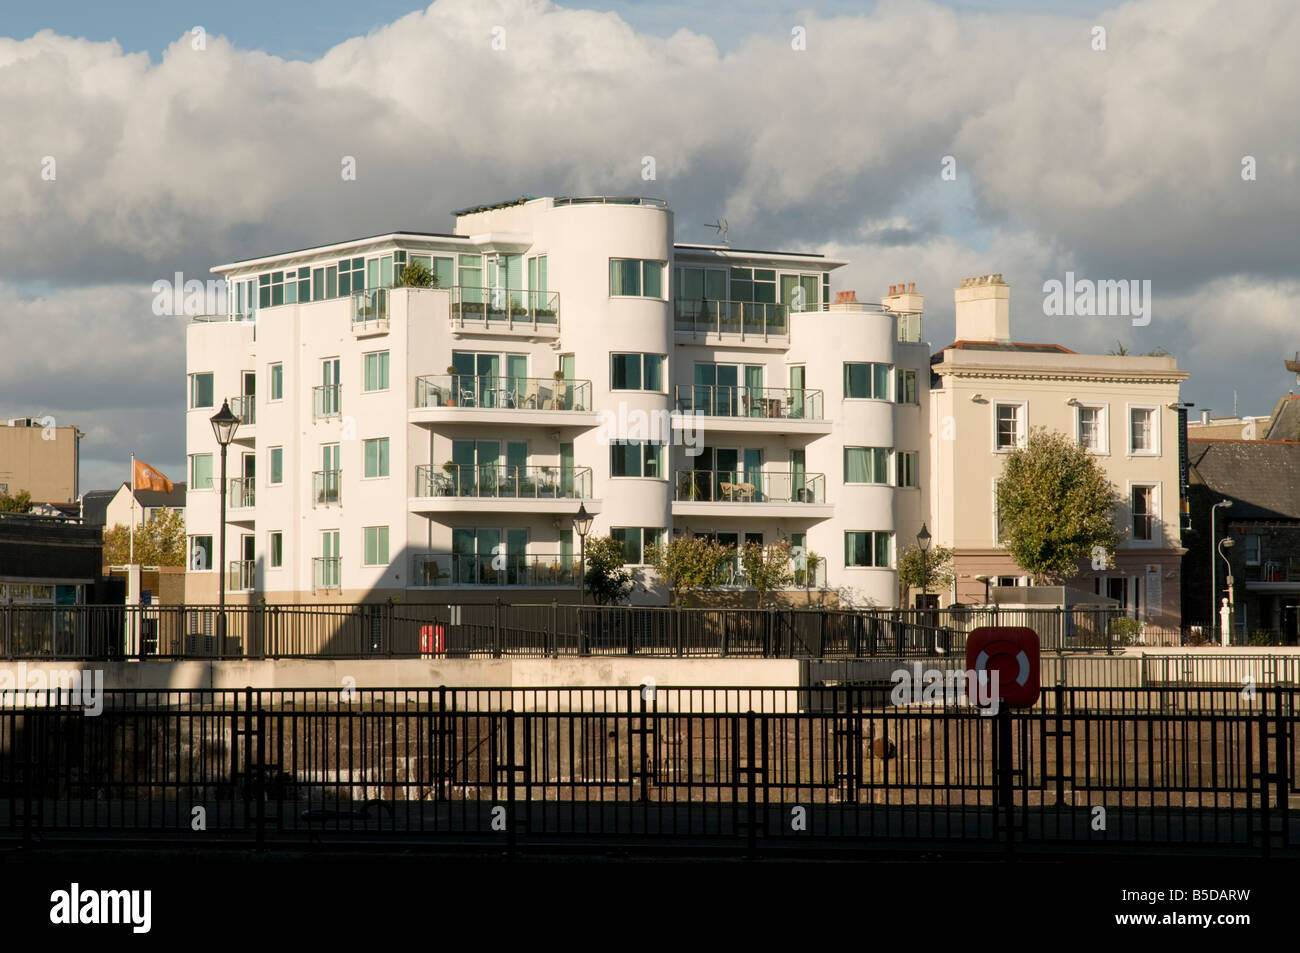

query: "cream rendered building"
left=928, top=276, right=1189, bottom=623
left=184, top=196, right=930, bottom=606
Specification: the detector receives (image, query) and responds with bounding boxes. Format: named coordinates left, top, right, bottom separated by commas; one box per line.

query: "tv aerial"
left=703, top=218, right=729, bottom=244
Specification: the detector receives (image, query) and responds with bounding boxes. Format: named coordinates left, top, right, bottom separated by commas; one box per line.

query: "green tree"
left=102, top=509, right=187, bottom=566
left=0, top=489, right=32, bottom=513
left=896, top=543, right=955, bottom=603
left=646, top=536, right=735, bottom=606
left=996, top=427, right=1123, bottom=583
left=397, top=259, right=437, bottom=288
left=740, top=540, right=793, bottom=607
left=583, top=535, right=633, bottom=605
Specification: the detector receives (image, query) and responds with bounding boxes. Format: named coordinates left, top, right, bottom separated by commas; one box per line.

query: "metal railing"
left=410, top=553, right=580, bottom=587
left=312, top=557, right=340, bottom=591
left=552, top=195, right=668, bottom=208
left=674, top=299, right=788, bottom=339
left=312, top=469, right=341, bottom=506
left=450, top=286, right=559, bottom=331
left=228, top=560, right=255, bottom=591
left=413, top=464, right=593, bottom=500
left=351, top=288, right=388, bottom=331
left=229, top=394, right=255, bottom=426
left=312, top=384, right=341, bottom=420
left=0, top=684, right=1294, bottom=855
left=413, top=375, right=591, bottom=412
left=227, top=477, right=255, bottom=509
left=675, top=469, right=827, bottom=504
left=674, top=384, right=823, bottom=421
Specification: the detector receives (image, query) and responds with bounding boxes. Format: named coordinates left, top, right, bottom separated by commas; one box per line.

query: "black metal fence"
left=1, top=685, right=1294, bottom=855
left=0, top=603, right=1138, bottom=660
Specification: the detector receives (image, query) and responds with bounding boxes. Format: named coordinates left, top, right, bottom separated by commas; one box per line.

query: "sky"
left=1, top=0, right=1297, bottom=494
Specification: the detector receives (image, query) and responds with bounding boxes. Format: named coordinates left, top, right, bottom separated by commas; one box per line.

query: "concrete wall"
left=0, top=423, right=79, bottom=503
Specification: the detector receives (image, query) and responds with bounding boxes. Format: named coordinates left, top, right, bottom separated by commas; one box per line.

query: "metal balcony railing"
left=673, top=300, right=788, bottom=339
left=414, top=374, right=592, bottom=412
left=313, top=469, right=341, bottom=506
left=227, top=560, right=255, bottom=591
left=450, top=286, right=560, bottom=331
left=313, top=384, right=341, bottom=420
left=675, top=469, right=826, bottom=504
left=410, top=552, right=581, bottom=587
left=674, top=384, right=823, bottom=421
left=312, top=557, right=340, bottom=591
left=227, top=477, right=255, bottom=509
left=414, top=464, right=593, bottom=500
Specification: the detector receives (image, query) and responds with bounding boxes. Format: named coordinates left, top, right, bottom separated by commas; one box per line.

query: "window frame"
left=895, top=368, right=919, bottom=405
left=188, top=535, right=214, bottom=572
left=608, top=258, right=666, bottom=299
left=362, top=437, right=391, bottom=480
left=189, top=453, right=214, bottom=491
left=1075, top=402, right=1109, bottom=454
left=269, top=531, right=283, bottom=570
left=843, top=530, right=893, bottom=569
left=362, top=350, right=390, bottom=394
left=1129, top=482, right=1160, bottom=544
left=610, top=440, right=665, bottom=479
left=843, top=362, right=892, bottom=400
left=993, top=400, right=1028, bottom=452
left=188, top=372, right=214, bottom=410
left=268, top=446, right=284, bottom=486
left=362, top=525, right=390, bottom=567
left=896, top=451, right=919, bottom=488
left=843, top=446, right=891, bottom=485
left=610, top=352, right=666, bottom=393
left=1128, top=404, right=1160, bottom=456
left=269, top=363, right=284, bottom=402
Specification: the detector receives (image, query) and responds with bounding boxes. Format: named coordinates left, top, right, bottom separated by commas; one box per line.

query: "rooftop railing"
left=414, top=464, right=593, bottom=501
left=450, top=286, right=559, bottom=332
left=675, top=469, right=827, bottom=504
left=674, top=299, right=788, bottom=339
left=674, top=384, right=823, bottom=421
left=553, top=196, right=668, bottom=208
left=414, top=375, right=592, bottom=412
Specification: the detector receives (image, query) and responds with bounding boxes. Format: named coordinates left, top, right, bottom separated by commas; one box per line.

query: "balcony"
left=227, top=477, right=255, bottom=510
left=312, top=557, right=340, bottom=591
left=410, top=552, right=580, bottom=588
left=672, top=469, right=831, bottom=519
left=351, top=288, right=389, bottom=335
left=313, top=385, right=341, bottom=420
left=674, top=300, right=788, bottom=344
left=313, top=469, right=341, bottom=507
left=1245, top=558, right=1300, bottom=587
left=411, top=464, right=595, bottom=515
left=450, top=286, right=560, bottom=336
left=227, top=560, right=255, bottom=592
left=411, top=374, right=597, bottom=428
left=229, top=395, right=256, bottom=427
left=719, top=557, right=829, bottom=590
left=672, top=384, right=830, bottom=435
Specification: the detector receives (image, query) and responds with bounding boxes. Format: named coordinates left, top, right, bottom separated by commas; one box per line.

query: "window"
left=527, top=255, right=548, bottom=292
left=1130, top=407, right=1157, bottom=454
left=610, top=353, right=665, bottom=391
left=843, top=362, right=891, bottom=399
left=269, top=447, right=283, bottom=485
left=729, top=267, right=776, bottom=304
left=363, top=351, right=390, bottom=392
left=189, top=454, right=213, bottom=490
left=269, top=531, right=283, bottom=569
left=995, top=402, right=1025, bottom=450
left=1077, top=404, right=1106, bottom=452
left=188, top=535, right=213, bottom=571
left=780, top=274, right=820, bottom=312
left=363, top=526, right=390, bottom=566
left=1132, top=485, right=1157, bottom=541
left=269, top=363, right=283, bottom=401
left=611, top=527, right=664, bottom=564
left=609, top=259, right=665, bottom=298
left=1244, top=534, right=1261, bottom=566
left=896, top=451, right=919, bottom=488
left=337, top=257, right=364, bottom=296
left=189, top=372, right=214, bottom=409
left=896, top=369, right=918, bottom=404
left=363, top=438, right=390, bottom=479
left=610, top=441, right=664, bottom=478
left=844, top=447, right=890, bottom=484
left=844, top=531, right=892, bottom=568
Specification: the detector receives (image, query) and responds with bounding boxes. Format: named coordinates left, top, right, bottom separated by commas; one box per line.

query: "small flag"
left=133, top=458, right=174, bottom=494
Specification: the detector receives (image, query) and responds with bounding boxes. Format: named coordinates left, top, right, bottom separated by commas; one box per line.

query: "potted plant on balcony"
left=539, top=466, right=557, bottom=499
left=439, top=460, right=458, bottom=495
left=552, top=369, right=568, bottom=410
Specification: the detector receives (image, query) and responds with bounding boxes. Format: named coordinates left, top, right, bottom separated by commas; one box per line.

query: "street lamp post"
left=1217, top=535, right=1236, bottom=646
left=210, top=400, right=241, bottom=650
left=916, top=523, right=932, bottom=612
left=1210, top=499, right=1233, bottom=641
left=572, top=503, right=593, bottom=606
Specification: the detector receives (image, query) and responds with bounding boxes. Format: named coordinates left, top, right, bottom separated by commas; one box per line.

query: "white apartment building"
left=184, top=195, right=930, bottom=606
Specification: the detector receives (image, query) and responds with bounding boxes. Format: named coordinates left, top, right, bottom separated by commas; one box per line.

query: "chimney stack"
left=954, top=274, right=1010, bottom=344
left=882, top=281, right=924, bottom=317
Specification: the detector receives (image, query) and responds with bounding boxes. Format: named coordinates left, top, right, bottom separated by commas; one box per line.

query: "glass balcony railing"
left=313, top=469, right=341, bottom=506
left=312, top=384, right=341, bottom=420
left=410, top=552, right=581, bottom=587
left=312, top=557, right=340, bottom=591
left=450, top=286, right=560, bottom=331
left=229, top=395, right=255, bottom=426
left=414, top=464, right=593, bottom=500
left=673, top=300, right=788, bottom=339
left=895, top=311, right=923, bottom=343
left=413, top=375, right=592, bottom=412
left=674, top=384, right=823, bottom=421
left=674, top=469, right=826, bottom=504
left=227, top=560, right=255, bottom=591
left=227, top=477, right=255, bottom=509
left=719, top=557, right=828, bottom=589
left=352, top=288, right=389, bottom=331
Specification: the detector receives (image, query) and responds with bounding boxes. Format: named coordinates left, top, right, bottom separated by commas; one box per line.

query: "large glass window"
left=363, top=526, right=390, bottom=566
left=675, top=266, right=727, bottom=302
left=363, top=351, right=390, bottom=392
left=337, top=257, right=364, bottom=296
left=844, top=447, right=890, bottom=484
left=611, top=353, right=665, bottom=391
left=188, top=535, right=213, bottom=571
left=364, top=437, right=390, bottom=479
left=609, top=259, right=665, bottom=298
left=843, top=363, right=890, bottom=399
left=845, top=531, right=893, bottom=568
left=189, top=454, right=213, bottom=490
left=610, top=441, right=664, bottom=478
left=779, top=274, right=819, bottom=312
left=611, top=527, right=664, bottom=565
left=729, top=267, right=776, bottom=304
left=189, top=372, right=214, bottom=409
